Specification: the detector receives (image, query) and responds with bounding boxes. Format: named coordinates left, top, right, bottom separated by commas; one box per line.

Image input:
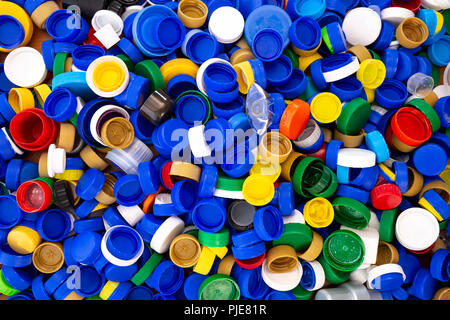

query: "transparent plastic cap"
left=245, top=83, right=274, bottom=136
left=407, top=73, right=434, bottom=98
left=315, top=282, right=373, bottom=300
left=105, top=137, right=153, bottom=174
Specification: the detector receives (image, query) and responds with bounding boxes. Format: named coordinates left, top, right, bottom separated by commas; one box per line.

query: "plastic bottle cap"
left=303, top=197, right=334, bottom=228
left=381, top=7, right=415, bottom=26
left=150, top=216, right=185, bottom=254
left=30, top=0, right=60, bottom=29
left=100, top=117, right=134, bottom=149
left=266, top=245, right=299, bottom=273
left=8, top=88, right=34, bottom=113
left=310, top=92, right=341, bottom=123
left=101, top=225, right=144, bottom=267
left=32, top=242, right=64, bottom=274
left=208, top=6, right=244, bottom=44
left=177, top=0, right=208, bottom=29
left=396, top=17, right=429, bottom=49
left=169, top=161, right=202, bottom=183
left=279, top=99, right=310, bottom=140
left=261, top=258, right=303, bottom=292
left=376, top=241, right=400, bottom=265
left=80, top=145, right=109, bottom=171
left=169, top=233, right=201, bottom=268
left=192, top=198, right=226, bottom=233
left=0, top=1, right=33, bottom=52
left=47, top=144, right=66, bottom=178
left=86, top=56, right=130, bottom=98
left=323, top=229, right=365, bottom=272
left=242, top=174, right=275, bottom=207
left=356, top=59, right=386, bottom=89
left=199, top=274, right=240, bottom=300
left=342, top=7, right=382, bottom=46
left=92, top=9, right=123, bottom=35
left=395, top=207, right=440, bottom=251
left=4, top=47, right=47, bottom=88
left=337, top=148, right=377, bottom=168
left=323, top=54, right=360, bottom=83
left=7, top=225, right=41, bottom=255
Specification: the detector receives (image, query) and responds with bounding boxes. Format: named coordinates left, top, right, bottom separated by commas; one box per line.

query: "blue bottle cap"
left=53, top=41, right=78, bottom=54
left=231, top=228, right=262, bottom=248
left=126, top=285, right=154, bottom=300
left=360, top=0, right=390, bottom=9
left=93, top=254, right=109, bottom=274
left=325, top=140, right=343, bottom=172
left=245, top=5, right=292, bottom=49
left=0, top=64, right=15, bottom=93
left=396, top=249, right=421, bottom=284
left=192, top=198, right=227, bottom=233
left=44, top=267, right=69, bottom=296
left=0, top=195, right=24, bottom=229
left=137, top=161, right=159, bottom=196
left=429, top=248, right=449, bottom=282
left=336, top=165, right=350, bottom=184
left=147, top=260, right=184, bottom=295
left=381, top=49, right=399, bottom=79
left=394, top=51, right=414, bottom=82
left=117, top=37, right=144, bottom=64
left=36, top=209, right=72, bottom=242
left=72, top=44, right=105, bottom=71
left=310, top=59, right=329, bottom=91
left=409, top=267, right=439, bottom=300
left=212, top=95, right=245, bottom=120
left=0, top=15, right=24, bottom=50
left=103, top=206, right=129, bottom=229
left=336, top=185, right=370, bottom=204
left=2, top=265, right=34, bottom=291
left=130, top=110, right=153, bottom=144
left=221, top=144, right=254, bottom=178
left=275, top=68, right=307, bottom=99
left=74, top=217, right=105, bottom=234
left=113, top=174, right=146, bottom=207
left=104, top=263, right=138, bottom=282
left=375, top=79, right=408, bottom=109
left=43, top=87, right=77, bottom=122
left=65, top=158, right=85, bottom=170
left=299, top=260, right=318, bottom=290
left=413, top=143, right=447, bottom=176
left=53, top=72, right=97, bottom=101
left=123, top=12, right=137, bottom=40
left=31, top=275, right=51, bottom=300
left=171, top=180, right=199, bottom=213
left=329, top=76, right=363, bottom=102
left=248, top=58, right=267, bottom=89
left=105, top=225, right=143, bottom=261
left=264, top=55, right=293, bottom=87
left=253, top=206, right=284, bottom=241
left=75, top=199, right=99, bottom=219
left=71, top=265, right=104, bottom=297
left=233, top=265, right=269, bottom=299
left=289, top=16, right=321, bottom=51
left=269, top=92, right=287, bottom=128
left=76, top=168, right=106, bottom=200
left=317, top=11, right=342, bottom=28
left=135, top=213, right=164, bottom=242
left=228, top=112, right=251, bottom=131
left=286, top=0, right=326, bottom=21
left=167, top=74, right=198, bottom=99
left=62, top=236, right=76, bottom=267
left=365, top=130, right=390, bottom=163
left=70, top=231, right=102, bottom=265
left=204, top=62, right=237, bottom=93
left=0, top=93, right=16, bottom=123
left=435, top=97, right=450, bottom=128
left=0, top=229, right=7, bottom=244
left=428, top=35, right=450, bottom=67
left=185, top=30, right=220, bottom=65
left=153, top=15, right=185, bottom=51
left=183, top=272, right=208, bottom=300
left=326, top=22, right=347, bottom=54
left=204, top=118, right=233, bottom=153
left=197, top=165, right=217, bottom=199
left=349, top=166, right=379, bottom=191
left=370, top=271, right=404, bottom=292
left=392, top=161, right=408, bottom=194
left=252, top=28, right=284, bottom=62
left=155, top=118, right=189, bottom=157
left=0, top=244, right=32, bottom=267
left=278, top=182, right=294, bottom=215
left=325, top=0, right=346, bottom=16
left=371, top=21, right=395, bottom=51
left=114, top=72, right=151, bottom=110
left=46, top=9, right=89, bottom=44
left=322, top=53, right=353, bottom=72
left=429, top=132, right=450, bottom=159
left=5, top=159, right=23, bottom=191
left=265, top=290, right=296, bottom=300
left=207, top=82, right=239, bottom=104
left=232, top=240, right=266, bottom=260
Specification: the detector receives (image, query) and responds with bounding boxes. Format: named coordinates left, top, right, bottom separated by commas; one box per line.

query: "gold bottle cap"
left=177, top=0, right=208, bottom=29
left=258, top=131, right=293, bottom=164
left=169, top=234, right=201, bottom=268
left=280, top=151, right=304, bottom=182
left=30, top=0, right=59, bottom=29
left=297, top=230, right=323, bottom=262
left=170, top=161, right=202, bottom=182
left=217, top=254, right=236, bottom=276
left=266, top=245, right=299, bottom=273
left=32, top=242, right=65, bottom=274
left=402, top=166, right=424, bottom=197
left=346, top=45, right=372, bottom=63
left=376, top=241, right=399, bottom=265
left=95, top=173, right=117, bottom=205
left=38, top=151, right=49, bottom=178
left=396, top=17, right=429, bottom=49
left=230, top=48, right=256, bottom=65
left=80, top=145, right=109, bottom=171
left=56, top=122, right=76, bottom=153
left=333, top=128, right=364, bottom=148
left=100, top=117, right=135, bottom=149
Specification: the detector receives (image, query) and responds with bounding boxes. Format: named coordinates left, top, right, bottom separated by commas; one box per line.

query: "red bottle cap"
left=391, top=0, right=421, bottom=13
left=161, top=161, right=175, bottom=190
left=235, top=252, right=266, bottom=270
left=16, top=180, right=53, bottom=213
left=384, top=125, right=395, bottom=149
left=370, top=183, right=402, bottom=210
left=408, top=242, right=435, bottom=255
left=308, top=143, right=326, bottom=161
left=10, top=109, right=58, bottom=151
left=390, top=107, right=432, bottom=147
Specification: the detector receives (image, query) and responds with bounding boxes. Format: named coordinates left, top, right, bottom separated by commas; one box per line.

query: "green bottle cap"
left=291, top=284, right=314, bottom=300
left=131, top=252, right=163, bottom=286
left=283, top=47, right=299, bottom=69
left=317, top=254, right=350, bottom=285
left=337, top=97, right=371, bottom=135
left=116, top=54, right=135, bottom=72
left=198, top=274, right=240, bottom=300
left=134, top=60, right=165, bottom=92
left=272, top=223, right=313, bottom=251
left=379, top=208, right=398, bottom=242
left=198, top=227, right=229, bottom=248
left=332, top=197, right=371, bottom=229
left=322, top=229, right=365, bottom=272
left=406, top=98, right=441, bottom=133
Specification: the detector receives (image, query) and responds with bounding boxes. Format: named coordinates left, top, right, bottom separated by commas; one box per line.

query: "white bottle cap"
left=282, top=209, right=306, bottom=225
left=92, top=9, right=124, bottom=35
left=100, top=225, right=144, bottom=267
left=261, top=258, right=302, bottom=291
left=337, top=148, right=377, bottom=168
left=323, top=55, right=360, bottom=83
left=150, top=216, right=185, bottom=254
left=342, top=7, right=382, bottom=46
left=196, top=58, right=233, bottom=95
left=208, top=6, right=244, bottom=44
left=213, top=188, right=245, bottom=200
left=188, top=125, right=212, bottom=159
left=395, top=207, right=440, bottom=251
left=116, top=205, right=145, bottom=227
left=47, top=144, right=66, bottom=178
left=306, top=260, right=326, bottom=291
left=89, top=104, right=130, bottom=146
left=93, top=23, right=121, bottom=49
left=4, top=47, right=48, bottom=88
left=341, top=226, right=379, bottom=267
left=366, top=264, right=405, bottom=290
left=381, top=7, right=415, bottom=26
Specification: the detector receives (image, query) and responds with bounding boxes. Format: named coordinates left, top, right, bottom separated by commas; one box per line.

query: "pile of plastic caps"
left=0, top=0, right=448, bottom=301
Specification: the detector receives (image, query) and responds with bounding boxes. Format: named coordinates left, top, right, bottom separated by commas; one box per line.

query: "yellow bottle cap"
left=356, top=59, right=386, bottom=89
left=378, top=163, right=396, bottom=181
left=33, top=84, right=52, bottom=107
left=250, top=156, right=281, bottom=183
left=0, top=1, right=33, bottom=52
left=92, top=60, right=127, bottom=93
left=364, top=87, right=375, bottom=103
left=32, top=242, right=65, bottom=274
left=193, top=246, right=216, bottom=275
left=54, top=170, right=84, bottom=181
left=233, top=61, right=255, bottom=94
left=230, top=48, right=256, bottom=65
left=217, top=254, right=235, bottom=275
left=8, top=88, right=35, bottom=113
left=303, top=197, right=334, bottom=228
left=208, top=246, right=228, bottom=259
left=7, top=226, right=42, bottom=255
left=298, top=52, right=322, bottom=71
left=100, top=117, right=135, bottom=149
left=160, top=58, right=199, bottom=85
left=99, top=281, right=119, bottom=300
left=418, top=197, right=443, bottom=222
left=435, top=11, right=444, bottom=35
left=242, top=174, right=275, bottom=206
left=310, top=92, right=342, bottom=123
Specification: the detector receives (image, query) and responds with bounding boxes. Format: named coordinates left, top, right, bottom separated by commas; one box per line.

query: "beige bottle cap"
left=376, top=241, right=399, bottom=265
left=169, top=234, right=201, bottom=268
left=100, top=117, right=135, bottom=149
left=396, top=17, right=429, bottom=49
left=64, top=56, right=73, bottom=73
left=402, top=166, right=424, bottom=197
left=32, top=242, right=65, bottom=274
left=419, top=180, right=450, bottom=203
left=95, top=173, right=117, bottom=205
left=333, top=128, right=364, bottom=148
left=346, top=45, right=372, bottom=63
left=297, top=230, right=323, bottom=262
left=423, top=90, right=438, bottom=107
left=177, top=0, right=208, bottom=29
left=56, top=122, right=76, bottom=153
left=235, top=37, right=250, bottom=50
left=80, top=145, right=109, bottom=171
left=259, top=131, right=293, bottom=164
left=38, top=151, right=49, bottom=177
left=217, top=254, right=236, bottom=276
left=266, top=245, right=299, bottom=273
left=280, top=151, right=304, bottom=182
left=31, top=0, right=60, bottom=29
left=391, top=133, right=417, bottom=153
left=433, top=287, right=450, bottom=300
left=322, top=127, right=333, bottom=143
left=170, top=161, right=202, bottom=182
left=64, top=291, right=84, bottom=300
left=431, top=237, right=447, bottom=254
left=230, top=48, right=256, bottom=65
